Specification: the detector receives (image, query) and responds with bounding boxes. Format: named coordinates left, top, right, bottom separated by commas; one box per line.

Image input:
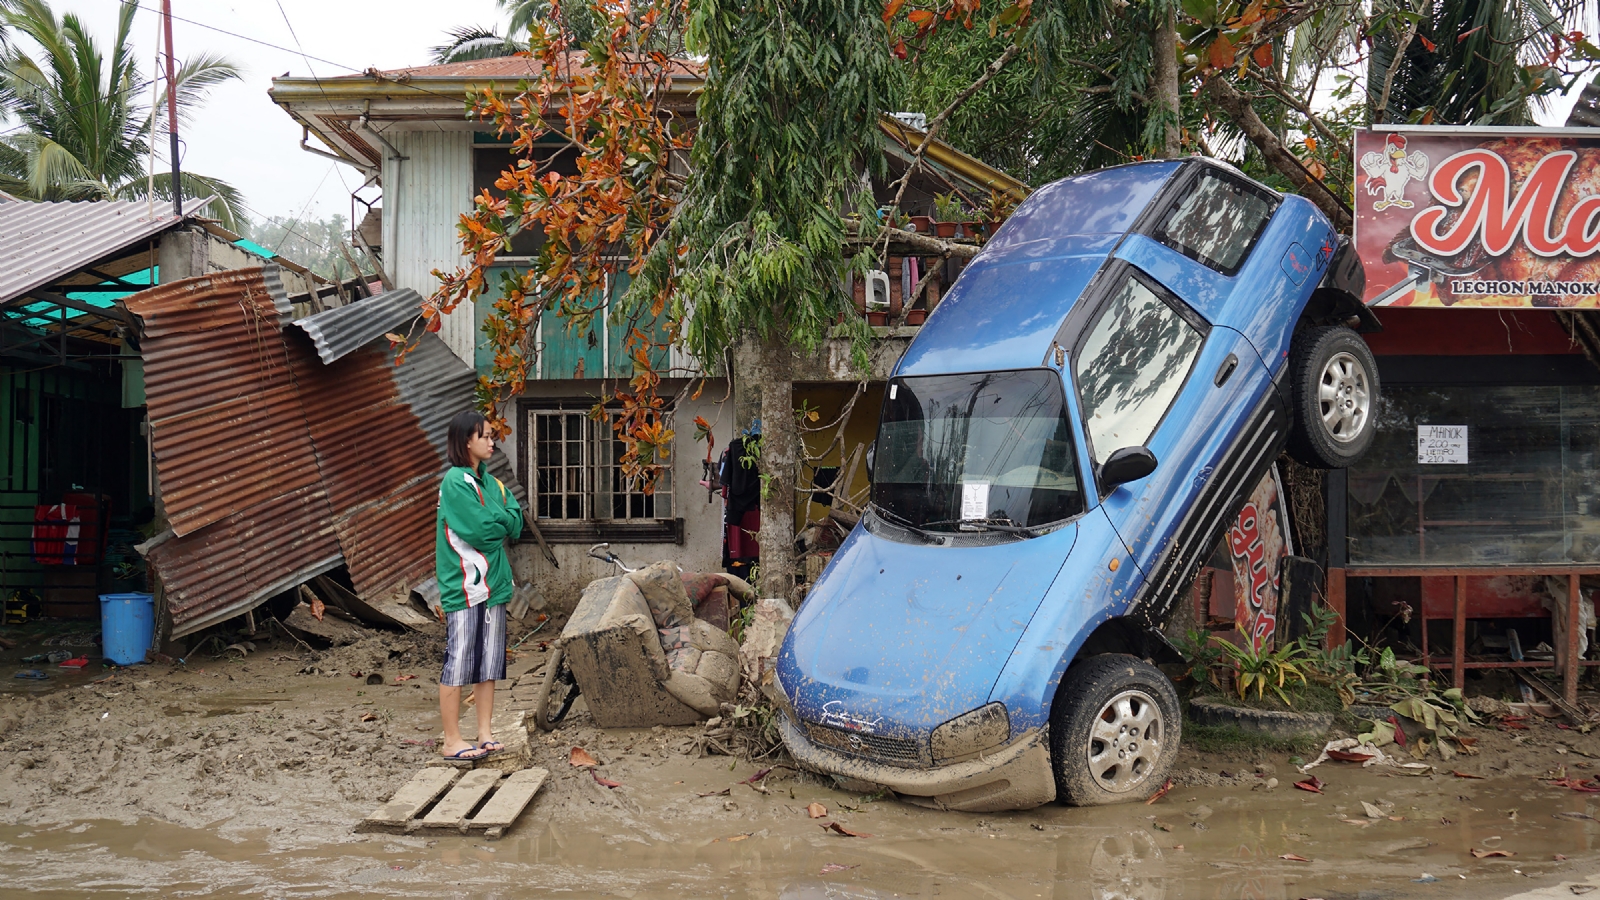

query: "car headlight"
left=930, top=702, right=1011, bottom=762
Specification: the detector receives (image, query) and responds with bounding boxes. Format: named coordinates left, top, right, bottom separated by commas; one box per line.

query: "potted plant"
left=907, top=214, right=936, bottom=234
left=933, top=192, right=964, bottom=239
left=983, top=189, right=1020, bottom=241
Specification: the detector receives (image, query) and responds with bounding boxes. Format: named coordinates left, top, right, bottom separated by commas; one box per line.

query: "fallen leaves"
left=697, top=788, right=731, bottom=797
left=1293, top=775, right=1325, bottom=794
left=394, top=673, right=417, bottom=683
left=1279, top=853, right=1310, bottom=862
left=1555, top=812, right=1596, bottom=821
left=806, top=802, right=828, bottom=818
left=360, top=712, right=378, bottom=723
left=1452, top=771, right=1485, bottom=779
left=1470, top=848, right=1514, bottom=859
left=1572, top=884, right=1597, bottom=895
left=1145, top=778, right=1175, bottom=805
left=1326, top=749, right=1374, bottom=763
left=822, top=822, right=871, bottom=838
left=739, top=768, right=773, bottom=784
left=591, top=770, right=623, bottom=789
left=1361, top=801, right=1385, bottom=819
left=570, top=747, right=598, bottom=768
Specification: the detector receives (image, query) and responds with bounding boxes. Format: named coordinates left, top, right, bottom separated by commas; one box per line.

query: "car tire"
left=1049, top=654, right=1181, bottom=806
left=1286, top=325, right=1379, bottom=469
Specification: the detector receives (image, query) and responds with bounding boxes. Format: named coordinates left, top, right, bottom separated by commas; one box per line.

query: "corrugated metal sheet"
left=290, top=287, right=422, bottom=364
left=0, top=197, right=209, bottom=304
left=1570, top=79, right=1600, bottom=128
left=127, top=265, right=526, bottom=636
left=385, top=131, right=478, bottom=363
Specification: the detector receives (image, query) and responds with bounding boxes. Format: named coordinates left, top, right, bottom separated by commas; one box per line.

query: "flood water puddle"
left=2, top=766, right=1599, bottom=899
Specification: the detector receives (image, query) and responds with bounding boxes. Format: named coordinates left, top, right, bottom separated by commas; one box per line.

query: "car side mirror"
left=864, top=440, right=875, bottom=480
left=1101, top=446, right=1157, bottom=489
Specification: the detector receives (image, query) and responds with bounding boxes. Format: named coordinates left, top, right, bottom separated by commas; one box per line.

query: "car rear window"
left=1153, top=171, right=1275, bottom=274
left=987, top=163, right=1178, bottom=250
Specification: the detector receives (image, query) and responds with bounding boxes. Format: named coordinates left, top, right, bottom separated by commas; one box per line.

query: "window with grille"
left=525, top=406, right=673, bottom=521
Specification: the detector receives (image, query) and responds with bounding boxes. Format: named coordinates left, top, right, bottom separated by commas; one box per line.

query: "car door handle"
left=1214, top=353, right=1238, bottom=387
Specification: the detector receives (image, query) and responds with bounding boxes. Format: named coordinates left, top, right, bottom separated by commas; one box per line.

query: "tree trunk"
left=757, top=331, right=798, bottom=600
left=1203, top=77, right=1353, bottom=232
left=1151, top=4, right=1182, bottom=159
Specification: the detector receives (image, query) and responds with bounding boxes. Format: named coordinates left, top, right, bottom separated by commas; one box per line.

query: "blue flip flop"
left=13, top=669, right=46, bottom=680
left=478, top=740, right=505, bottom=753
left=443, top=745, right=487, bottom=760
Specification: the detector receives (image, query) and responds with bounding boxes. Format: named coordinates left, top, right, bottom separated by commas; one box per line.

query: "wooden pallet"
left=357, top=766, right=548, bottom=838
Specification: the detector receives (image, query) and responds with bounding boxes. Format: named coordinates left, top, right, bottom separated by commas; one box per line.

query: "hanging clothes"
left=720, top=436, right=762, bottom=577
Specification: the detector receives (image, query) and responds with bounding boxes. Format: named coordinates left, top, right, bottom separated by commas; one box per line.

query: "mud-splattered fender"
left=986, top=504, right=1146, bottom=734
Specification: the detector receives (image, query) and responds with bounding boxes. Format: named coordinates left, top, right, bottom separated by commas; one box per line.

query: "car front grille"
left=805, top=722, right=926, bottom=768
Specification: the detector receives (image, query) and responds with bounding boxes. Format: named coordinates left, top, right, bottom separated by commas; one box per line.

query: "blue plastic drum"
left=99, top=593, right=155, bottom=665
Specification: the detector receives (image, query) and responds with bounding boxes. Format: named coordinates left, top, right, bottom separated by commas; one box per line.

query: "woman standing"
left=436, top=410, right=523, bottom=760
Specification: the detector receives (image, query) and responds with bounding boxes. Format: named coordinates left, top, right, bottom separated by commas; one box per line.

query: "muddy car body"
left=775, top=159, right=1377, bottom=811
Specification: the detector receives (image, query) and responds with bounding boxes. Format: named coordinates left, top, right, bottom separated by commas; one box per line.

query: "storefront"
left=1330, top=126, right=1600, bottom=702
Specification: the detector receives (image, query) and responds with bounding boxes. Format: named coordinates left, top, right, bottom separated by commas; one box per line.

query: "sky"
left=9, top=2, right=1600, bottom=233
left=41, top=0, right=503, bottom=226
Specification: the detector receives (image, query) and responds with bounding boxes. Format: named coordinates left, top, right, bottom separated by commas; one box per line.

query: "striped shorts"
left=441, top=602, right=507, bottom=687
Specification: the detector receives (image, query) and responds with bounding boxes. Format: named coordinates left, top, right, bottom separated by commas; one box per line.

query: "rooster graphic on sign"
left=1360, top=133, right=1429, bottom=211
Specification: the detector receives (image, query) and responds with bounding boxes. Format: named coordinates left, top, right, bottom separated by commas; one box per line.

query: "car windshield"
left=873, top=370, right=1084, bottom=532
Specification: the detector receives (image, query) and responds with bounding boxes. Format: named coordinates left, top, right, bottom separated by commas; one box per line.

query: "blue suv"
left=775, top=158, right=1378, bottom=811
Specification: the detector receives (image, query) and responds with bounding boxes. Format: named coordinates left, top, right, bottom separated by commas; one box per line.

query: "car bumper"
left=778, top=714, right=1056, bottom=812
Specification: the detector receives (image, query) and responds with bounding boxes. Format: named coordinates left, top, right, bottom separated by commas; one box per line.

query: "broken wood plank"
left=1516, top=670, right=1596, bottom=725
left=469, top=767, right=548, bottom=838
left=419, top=769, right=503, bottom=830
left=357, top=767, right=460, bottom=833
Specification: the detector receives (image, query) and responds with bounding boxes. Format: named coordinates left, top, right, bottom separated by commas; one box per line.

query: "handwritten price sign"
left=1417, top=425, right=1468, bottom=464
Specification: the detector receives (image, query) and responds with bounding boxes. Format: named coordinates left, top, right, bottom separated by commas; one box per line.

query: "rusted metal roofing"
left=0, top=197, right=211, bottom=304
left=126, top=265, right=527, bottom=636
left=290, top=287, right=422, bottom=364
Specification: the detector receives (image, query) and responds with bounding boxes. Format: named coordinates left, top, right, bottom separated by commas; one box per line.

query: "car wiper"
left=921, top=518, right=1039, bottom=538
left=869, top=504, right=936, bottom=541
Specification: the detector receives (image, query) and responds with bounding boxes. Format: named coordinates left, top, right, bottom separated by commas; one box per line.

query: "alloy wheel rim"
left=1087, top=689, right=1164, bottom=793
left=1317, top=351, right=1370, bottom=444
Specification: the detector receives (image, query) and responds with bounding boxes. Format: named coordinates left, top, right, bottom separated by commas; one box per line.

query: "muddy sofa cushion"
left=568, top=574, right=670, bottom=682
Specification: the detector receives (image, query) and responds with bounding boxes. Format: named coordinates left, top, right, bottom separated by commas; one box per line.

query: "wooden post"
left=1453, top=575, right=1466, bottom=689
left=1567, top=571, right=1582, bottom=705
left=1326, top=567, right=1346, bottom=650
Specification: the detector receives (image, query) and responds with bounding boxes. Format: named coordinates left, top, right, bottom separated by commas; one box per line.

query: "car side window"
left=1074, top=273, right=1204, bottom=464
left=1153, top=171, right=1274, bottom=274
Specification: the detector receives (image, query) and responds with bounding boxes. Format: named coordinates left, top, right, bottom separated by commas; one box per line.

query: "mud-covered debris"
left=1471, top=848, right=1514, bottom=858
left=822, top=821, right=870, bottom=838
left=1452, top=770, right=1485, bottom=779
left=1362, top=801, right=1385, bottom=819
left=569, top=747, right=598, bottom=767
left=590, top=770, right=622, bottom=789
left=819, top=864, right=858, bottom=874
left=697, top=788, right=730, bottom=797
left=1279, top=854, right=1310, bottom=862
left=1572, top=884, right=1597, bottom=894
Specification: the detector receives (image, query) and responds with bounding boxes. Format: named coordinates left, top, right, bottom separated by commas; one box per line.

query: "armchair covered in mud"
left=556, top=562, right=754, bottom=727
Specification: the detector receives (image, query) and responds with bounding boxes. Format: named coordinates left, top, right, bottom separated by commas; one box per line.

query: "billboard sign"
left=1354, top=128, right=1600, bottom=309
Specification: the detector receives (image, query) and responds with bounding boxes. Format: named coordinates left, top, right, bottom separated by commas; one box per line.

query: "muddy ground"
left=6, top=623, right=1600, bottom=899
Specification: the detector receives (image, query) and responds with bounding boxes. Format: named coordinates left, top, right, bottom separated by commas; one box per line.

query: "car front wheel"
left=1050, top=654, right=1181, bottom=806
left=1286, top=324, right=1379, bottom=469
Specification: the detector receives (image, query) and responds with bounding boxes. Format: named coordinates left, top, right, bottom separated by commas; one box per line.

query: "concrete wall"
left=381, top=130, right=475, bottom=364
left=508, top=378, right=735, bottom=611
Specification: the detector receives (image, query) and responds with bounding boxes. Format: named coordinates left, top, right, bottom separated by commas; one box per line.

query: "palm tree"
left=431, top=0, right=597, bottom=64
left=0, top=0, right=245, bottom=228
left=1367, top=0, right=1574, bottom=125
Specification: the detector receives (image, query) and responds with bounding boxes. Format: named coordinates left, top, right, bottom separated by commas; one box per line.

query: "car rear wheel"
left=1286, top=325, right=1379, bottom=469
left=1050, top=654, right=1181, bottom=806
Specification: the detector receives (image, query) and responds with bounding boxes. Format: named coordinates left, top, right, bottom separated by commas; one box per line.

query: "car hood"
left=779, top=520, right=1075, bottom=735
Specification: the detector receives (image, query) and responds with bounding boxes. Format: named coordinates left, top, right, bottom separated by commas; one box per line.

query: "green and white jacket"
left=435, top=463, right=523, bottom=614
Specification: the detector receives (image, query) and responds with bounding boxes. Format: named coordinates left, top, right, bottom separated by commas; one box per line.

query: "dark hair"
left=447, top=410, right=488, bottom=468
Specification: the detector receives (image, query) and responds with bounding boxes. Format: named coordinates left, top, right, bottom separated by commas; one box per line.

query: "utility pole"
left=161, top=0, right=182, bottom=218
